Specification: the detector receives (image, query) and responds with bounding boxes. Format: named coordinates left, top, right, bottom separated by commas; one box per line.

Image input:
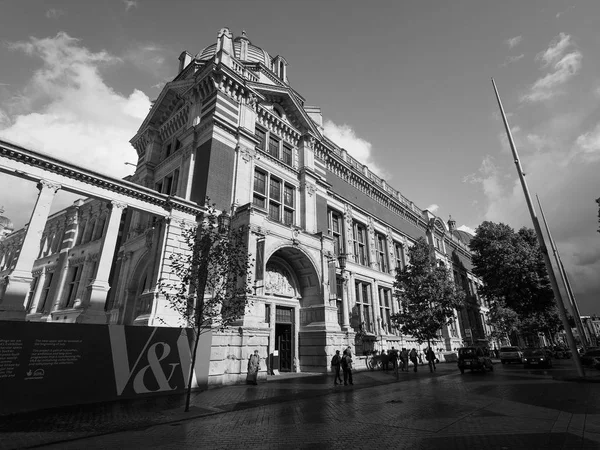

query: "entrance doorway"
left=275, top=306, right=293, bottom=372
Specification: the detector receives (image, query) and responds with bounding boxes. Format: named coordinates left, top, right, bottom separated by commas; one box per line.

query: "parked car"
left=499, top=346, right=523, bottom=364
left=522, top=348, right=553, bottom=368
left=551, top=346, right=571, bottom=359
left=458, top=347, right=494, bottom=374
left=580, top=349, right=600, bottom=369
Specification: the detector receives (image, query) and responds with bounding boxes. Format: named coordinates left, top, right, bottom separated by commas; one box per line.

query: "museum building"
left=0, top=28, right=489, bottom=385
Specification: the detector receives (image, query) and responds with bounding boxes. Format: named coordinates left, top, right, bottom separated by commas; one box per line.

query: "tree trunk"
left=185, top=324, right=202, bottom=412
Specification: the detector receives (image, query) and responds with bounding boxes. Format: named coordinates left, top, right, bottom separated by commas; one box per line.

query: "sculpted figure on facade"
left=265, top=263, right=295, bottom=297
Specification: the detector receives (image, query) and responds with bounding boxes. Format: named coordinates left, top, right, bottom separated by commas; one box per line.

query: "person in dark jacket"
left=409, top=348, right=418, bottom=372
left=331, top=350, right=343, bottom=385
left=426, top=346, right=436, bottom=372
left=342, top=347, right=354, bottom=385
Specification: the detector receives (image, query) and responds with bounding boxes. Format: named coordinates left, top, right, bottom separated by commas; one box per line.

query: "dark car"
left=551, top=346, right=571, bottom=359
left=580, top=349, right=600, bottom=369
left=458, top=347, right=494, bottom=374
left=522, top=348, right=553, bottom=368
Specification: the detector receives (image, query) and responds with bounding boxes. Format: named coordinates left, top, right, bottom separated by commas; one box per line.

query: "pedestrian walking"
left=389, top=347, right=398, bottom=371
left=409, top=348, right=418, bottom=372
left=400, top=348, right=409, bottom=372
left=246, top=350, right=260, bottom=385
left=426, top=346, right=436, bottom=372
left=331, top=350, right=343, bottom=385
left=342, top=347, right=354, bottom=385
left=381, top=349, right=389, bottom=371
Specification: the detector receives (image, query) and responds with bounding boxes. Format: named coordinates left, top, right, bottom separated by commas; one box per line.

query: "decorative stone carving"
left=303, top=135, right=315, bottom=150
left=38, top=180, right=61, bottom=193
left=248, top=93, right=259, bottom=112
left=265, top=263, right=295, bottom=297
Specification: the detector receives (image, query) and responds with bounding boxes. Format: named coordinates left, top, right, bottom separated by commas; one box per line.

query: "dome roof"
left=452, top=229, right=473, bottom=246
left=0, top=208, right=13, bottom=231
left=196, top=31, right=272, bottom=66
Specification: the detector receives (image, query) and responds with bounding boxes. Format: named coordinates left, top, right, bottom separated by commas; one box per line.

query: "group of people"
left=331, top=346, right=439, bottom=383
left=330, top=347, right=355, bottom=386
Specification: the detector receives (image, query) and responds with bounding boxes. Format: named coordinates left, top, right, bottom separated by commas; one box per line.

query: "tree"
left=391, top=237, right=465, bottom=347
left=486, top=300, right=521, bottom=346
left=159, top=202, right=253, bottom=412
left=470, top=222, right=555, bottom=317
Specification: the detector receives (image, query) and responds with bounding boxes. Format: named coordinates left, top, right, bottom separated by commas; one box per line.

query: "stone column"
left=78, top=201, right=127, bottom=324
left=341, top=272, right=351, bottom=331
left=0, top=180, right=60, bottom=320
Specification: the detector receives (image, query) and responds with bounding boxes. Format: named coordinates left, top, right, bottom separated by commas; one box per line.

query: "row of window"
left=354, top=281, right=394, bottom=334
left=155, top=169, right=180, bottom=197
left=253, top=169, right=295, bottom=225
left=329, top=209, right=406, bottom=273
left=255, top=127, right=293, bottom=166
left=25, top=262, right=97, bottom=314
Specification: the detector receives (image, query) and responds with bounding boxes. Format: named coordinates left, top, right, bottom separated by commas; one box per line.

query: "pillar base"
left=76, top=308, right=108, bottom=324
left=0, top=272, right=33, bottom=321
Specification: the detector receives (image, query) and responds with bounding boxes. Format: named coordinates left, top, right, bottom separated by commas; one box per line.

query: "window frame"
left=355, top=280, right=373, bottom=333
left=353, top=221, right=368, bottom=266
left=378, top=287, right=392, bottom=334
left=253, top=168, right=295, bottom=225
left=328, top=209, right=344, bottom=257
left=376, top=233, right=388, bottom=272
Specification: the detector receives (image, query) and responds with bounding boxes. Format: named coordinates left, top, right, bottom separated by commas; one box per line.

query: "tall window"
left=379, top=287, right=392, bottom=334
left=253, top=169, right=294, bottom=225
left=255, top=127, right=266, bottom=151
left=38, top=272, right=54, bottom=313
left=328, top=210, right=344, bottom=256
left=268, top=135, right=279, bottom=158
left=376, top=233, right=388, bottom=272
left=336, top=276, right=344, bottom=326
left=355, top=281, right=373, bottom=333
left=253, top=170, right=267, bottom=209
left=283, top=184, right=294, bottom=225
left=282, top=144, right=293, bottom=166
left=353, top=221, right=368, bottom=266
left=435, top=237, right=441, bottom=250
left=65, top=265, right=83, bottom=308
left=268, top=178, right=281, bottom=221
left=265, top=304, right=271, bottom=324
left=394, top=242, right=405, bottom=272
left=25, top=276, right=39, bottom=312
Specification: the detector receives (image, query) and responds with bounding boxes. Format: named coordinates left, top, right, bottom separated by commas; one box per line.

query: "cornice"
left=0, top=139, right=204, bottom=217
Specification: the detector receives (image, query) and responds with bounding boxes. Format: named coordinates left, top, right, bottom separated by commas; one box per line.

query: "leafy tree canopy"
left=391, top=237, right=465, bottom=345
left=469, top=221, right=554, bottom=316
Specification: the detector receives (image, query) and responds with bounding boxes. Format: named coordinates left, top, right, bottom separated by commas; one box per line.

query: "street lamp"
left=337, top=253, right=347, bottom=272
left=218, top=212, right=230, bottom=235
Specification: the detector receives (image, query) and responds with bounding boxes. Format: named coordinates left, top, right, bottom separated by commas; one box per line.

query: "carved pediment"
left=248, top=82, right=322, bottom=138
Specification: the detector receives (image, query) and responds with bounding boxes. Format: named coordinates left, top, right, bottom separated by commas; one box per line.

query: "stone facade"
left=0, top=27, right=490, bottom=387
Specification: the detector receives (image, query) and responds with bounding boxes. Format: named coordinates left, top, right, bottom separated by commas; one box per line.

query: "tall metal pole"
left=491, top=79, right=584, bottom=377
left=536, top=194, right=588, bottom=350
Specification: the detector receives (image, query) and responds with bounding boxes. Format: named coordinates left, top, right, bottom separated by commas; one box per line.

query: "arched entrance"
left=263, top=246, right=320, bottom=373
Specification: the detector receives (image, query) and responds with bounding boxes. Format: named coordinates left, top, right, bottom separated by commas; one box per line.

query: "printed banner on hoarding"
left=0, top=321, right=211, bottom=415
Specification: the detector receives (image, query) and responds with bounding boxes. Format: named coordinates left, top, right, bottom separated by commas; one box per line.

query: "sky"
left=0, top=0, right=599, bottom=314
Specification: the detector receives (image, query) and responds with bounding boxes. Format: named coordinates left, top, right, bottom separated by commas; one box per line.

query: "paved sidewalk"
left=0, top=362, right=443, bottom=450
left=2, top=361, right=599, bottom=449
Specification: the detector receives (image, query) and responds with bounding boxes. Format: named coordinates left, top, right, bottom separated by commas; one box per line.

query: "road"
left=37, top=359, right=600, bottom=450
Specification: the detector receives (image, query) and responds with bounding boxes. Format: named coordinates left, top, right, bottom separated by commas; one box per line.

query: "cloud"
left=505, top=36, right=522, bottom=49
left=0, top=32, right=151, bottom=228
left=323, top=120, right=387, bottom=178
left=469, top=133, right=600, bottom=314
left=521, top=33, right=582, bottom=103
left=45, top=9, right=65, bottom=19
left=123, top=43, right=170, bottom=78
left=123, top=0, right=138, bottom=12
left=457, top=225, right=476, bottom=235
left=425, top=204, right=439, bottom=213
left=574, top=123, right=600, bottom=162
left=501, top=54, right=524, bottom=67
